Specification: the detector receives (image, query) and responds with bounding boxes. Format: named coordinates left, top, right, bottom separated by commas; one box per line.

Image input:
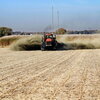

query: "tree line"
left=0, top=27, right=97, bottom=37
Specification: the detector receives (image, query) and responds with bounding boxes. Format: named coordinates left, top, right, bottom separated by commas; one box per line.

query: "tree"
left=0, top=27, right=12, bottom=37
left=56, top=28, right=67, bottom=34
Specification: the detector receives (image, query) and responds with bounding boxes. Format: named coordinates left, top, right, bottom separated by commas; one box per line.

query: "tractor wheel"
left=41, top=47, right=45, bottom=51
left=41, top=42, right=46, bottom=51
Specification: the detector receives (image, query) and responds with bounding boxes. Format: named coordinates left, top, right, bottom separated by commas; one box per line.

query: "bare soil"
left=0, top=48, right=100, bottom=100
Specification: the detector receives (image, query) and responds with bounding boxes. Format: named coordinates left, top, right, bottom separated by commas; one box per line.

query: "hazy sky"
left=0, top=0, right=100, bottom=32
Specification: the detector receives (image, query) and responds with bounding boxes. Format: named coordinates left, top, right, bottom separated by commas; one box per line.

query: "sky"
left=0, top=0, right=100, bottom=32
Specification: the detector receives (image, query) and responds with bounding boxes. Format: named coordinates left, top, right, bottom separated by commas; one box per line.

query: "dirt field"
left=0, top=48, right=100, bottom=100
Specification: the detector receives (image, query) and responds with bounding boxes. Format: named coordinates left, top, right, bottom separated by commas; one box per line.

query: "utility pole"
left=57, top=10, right=59, bottom=29
left=52, top=0, right=54, bottom=29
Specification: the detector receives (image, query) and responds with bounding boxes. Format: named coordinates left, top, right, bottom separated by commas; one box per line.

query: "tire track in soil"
left=0, top=51, right=76, bottom=99
left=36, top=51, right=86, bottom=100
left=0, top=51, right=74, bottom=82
left=0, top=51, right=65, bottom=81
left=0, top=49, right=100, bottom=100
left=0, top=51, right=81, bottom=99
left=56, top=50, right=100, bottom=100
left=0, top=51, right=54, bottom=72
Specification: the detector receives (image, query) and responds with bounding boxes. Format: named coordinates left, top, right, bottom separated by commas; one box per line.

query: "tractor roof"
left=45, top=33, right=53, bottom=36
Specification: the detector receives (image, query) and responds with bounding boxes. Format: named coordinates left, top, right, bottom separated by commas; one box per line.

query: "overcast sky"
left=0, top=0, right=100, bottom=32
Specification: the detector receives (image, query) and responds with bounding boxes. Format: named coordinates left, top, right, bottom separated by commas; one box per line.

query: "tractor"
left=41, top=33, right=57, bottom=50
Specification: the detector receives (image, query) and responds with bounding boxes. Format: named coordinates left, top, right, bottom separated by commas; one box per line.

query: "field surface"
left=0, top=48, right=100, bottom=100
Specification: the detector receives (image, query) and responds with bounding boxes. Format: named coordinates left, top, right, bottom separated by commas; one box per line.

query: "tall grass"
left=10, top=35, right=42, bottom=51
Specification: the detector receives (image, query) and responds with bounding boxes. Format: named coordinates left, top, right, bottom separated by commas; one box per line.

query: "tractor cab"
left=41, top=33, right=57, bottom=50
left=44, top=33, right=56, bottom=40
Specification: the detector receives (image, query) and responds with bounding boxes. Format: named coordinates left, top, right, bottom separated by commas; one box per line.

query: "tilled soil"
left=0, top=48, right=100, bottom=100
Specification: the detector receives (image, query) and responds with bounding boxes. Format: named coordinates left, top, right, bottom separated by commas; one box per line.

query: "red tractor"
left=41, top=33, right=57, bottom=50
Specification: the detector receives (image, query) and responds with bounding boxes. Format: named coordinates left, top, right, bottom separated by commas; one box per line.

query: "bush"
left=56, top=28, right=67, bottom=34
left=0, top=27, right=12, bottom=37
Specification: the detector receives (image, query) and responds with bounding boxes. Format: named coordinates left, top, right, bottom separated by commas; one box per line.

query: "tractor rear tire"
left=41, top=42, right=46, bottom=51
left=41, top=47, right=45, bottom=51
